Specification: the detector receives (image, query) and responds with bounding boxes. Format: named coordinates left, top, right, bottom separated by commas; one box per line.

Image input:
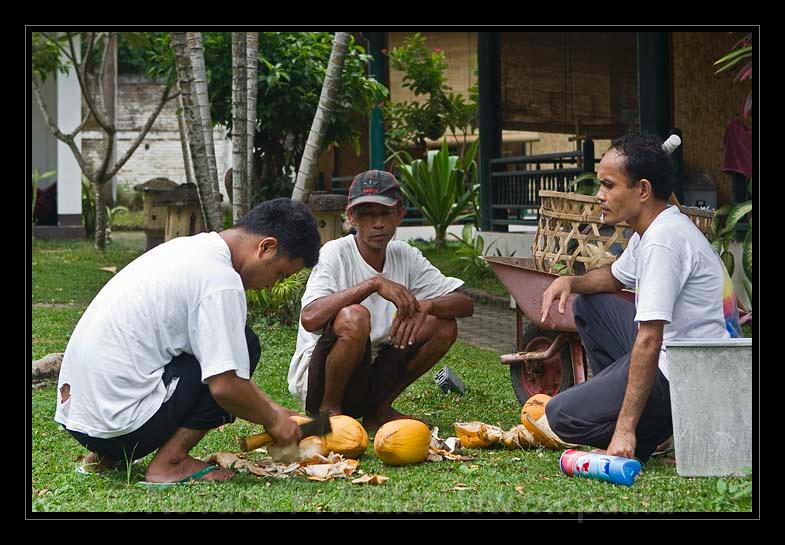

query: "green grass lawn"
left=111, top=209, right=145, bottom=231
left=30, top=239, right=753, bottom=513
left=412, top=240, right=508, bottom=296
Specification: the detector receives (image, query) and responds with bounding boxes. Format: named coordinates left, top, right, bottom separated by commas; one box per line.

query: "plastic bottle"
left=559, top=449, right=642, bottom=486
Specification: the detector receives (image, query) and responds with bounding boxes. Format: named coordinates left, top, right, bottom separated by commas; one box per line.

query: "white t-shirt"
left=611, top=205, right=740, bottom=380
left=287, top=235, right=464, bottom=404
left=55, top=232, right=250, bottom=439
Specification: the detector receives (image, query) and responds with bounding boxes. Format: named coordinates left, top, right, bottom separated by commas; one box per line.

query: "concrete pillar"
left=56, top=34, right=82, bottom=222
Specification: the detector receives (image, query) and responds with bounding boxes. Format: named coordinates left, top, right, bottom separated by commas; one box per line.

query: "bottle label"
left=559, top=449, right=641, bottom=486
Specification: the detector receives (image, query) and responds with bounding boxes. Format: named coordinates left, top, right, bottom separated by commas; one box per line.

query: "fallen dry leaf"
left=99, top=266, right=117, bottom=274
left=202, top=450, right=359, bottom=481
left=352, top=474, right=389, bottom=485
left=428, top=428, right=474, bottom=462
left=303, top=464, right=332, bottom=481
left=451, top=483, right=476, bottom=492
left=515, top=486, right=524, bottom=495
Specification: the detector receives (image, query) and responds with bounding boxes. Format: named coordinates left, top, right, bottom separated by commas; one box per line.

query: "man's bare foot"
left=144, top=456, right=235, bottom=484
left=362, top=406, right=431, bottom=433
left=654, top=436, right=674, bottom=454
left=81, top=451, right=120, bottom=473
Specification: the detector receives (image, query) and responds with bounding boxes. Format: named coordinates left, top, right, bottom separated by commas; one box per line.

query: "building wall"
left=672, top=31, right=752, bottom=206
left=386, top=32, right=607, bottom=162
left=81, top=75, right=231, bottom=201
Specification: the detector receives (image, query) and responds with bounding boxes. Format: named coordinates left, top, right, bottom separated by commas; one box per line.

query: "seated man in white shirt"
left=288, top=170, right=474, bottom=431
left=55, top=198, right=321, bottom=485
left=538, top=134, right=742, bottom=462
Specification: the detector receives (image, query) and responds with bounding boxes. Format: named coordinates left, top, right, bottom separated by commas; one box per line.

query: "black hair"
left=234, top=198, right=320, bottom=268
left=608, top=134, right=676, bottom=201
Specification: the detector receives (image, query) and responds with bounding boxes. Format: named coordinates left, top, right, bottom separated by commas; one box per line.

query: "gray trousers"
left=544, top=293, right=673, bottom=462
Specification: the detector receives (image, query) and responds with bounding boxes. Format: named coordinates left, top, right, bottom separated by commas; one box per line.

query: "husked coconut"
left=520, top=394, right=552, bottom=435
left=374, top=419, right=431, bottom=465
left=324, top=415, right=369, bottom=458
left=268, top=415, right=328, bottom=463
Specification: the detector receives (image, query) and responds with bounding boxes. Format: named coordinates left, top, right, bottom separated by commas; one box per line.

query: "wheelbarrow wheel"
left=509, top=324, right=574, bottom=403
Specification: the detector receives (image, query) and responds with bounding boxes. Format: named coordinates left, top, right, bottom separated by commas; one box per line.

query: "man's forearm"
left=211, top=376, right=279, bottom=427
left=570, top=266, right=623, bottom=294
left=301, top=277, right=379, bottom=332
left=426, top=290, right=474, bottom=319
left=615, top=338, right=661, bottom=435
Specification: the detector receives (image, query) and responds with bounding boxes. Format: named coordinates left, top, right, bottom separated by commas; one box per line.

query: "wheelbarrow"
left=483, top=256, right=635, bottom=404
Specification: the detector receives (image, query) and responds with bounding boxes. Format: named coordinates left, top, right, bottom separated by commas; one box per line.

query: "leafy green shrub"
left=246, top=269, right=311, bottom=325
left=396, top=139, right=479, bottom=250
left=116, top=182, right=143, bottom=210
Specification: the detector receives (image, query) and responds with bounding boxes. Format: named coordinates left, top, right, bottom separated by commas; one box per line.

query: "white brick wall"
left=81, top=75, right=232, bottom=200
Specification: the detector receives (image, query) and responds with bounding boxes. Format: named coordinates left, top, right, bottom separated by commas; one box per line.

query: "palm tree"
left=291, top=32, right=350, bottom=202
left=231, top=32, right=248, bottom=223
left=171, top=31, right=223, bottom=230
left=246, top=32, right=258, bottom=211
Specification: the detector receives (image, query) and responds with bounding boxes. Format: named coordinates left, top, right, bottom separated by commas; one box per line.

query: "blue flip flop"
left=136, top=464, right=222, bottom=489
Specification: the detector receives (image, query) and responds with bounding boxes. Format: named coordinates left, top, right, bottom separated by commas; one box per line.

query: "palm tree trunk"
left=291, top=32, right=350, bottom=203
left=231, top=32, right=248, bottom=224
left=176, top=93, right=195, bottom=185
left=246, top=32, right=258, bottom=210
left=171, top=32, right=223, bottom=231
left=187, top=32, right=222, bottom=221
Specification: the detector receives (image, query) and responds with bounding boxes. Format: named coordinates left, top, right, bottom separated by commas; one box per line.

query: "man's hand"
left=540, top=276, right=573, bottom=323
left=375, top=277, right=420, bottom=319
left=389, top=300, right=433, bottom=349
left=264, top=405, right=302, bottom=446
left=606, top=429, right=637, bottom=459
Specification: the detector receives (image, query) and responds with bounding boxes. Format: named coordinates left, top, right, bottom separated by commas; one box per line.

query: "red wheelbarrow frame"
left=484, top=256, right=634, bottom=400
left=484, top=256, right=751, bottom=401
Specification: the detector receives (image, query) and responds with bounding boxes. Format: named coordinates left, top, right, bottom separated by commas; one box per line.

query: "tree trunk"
left=187, top=32, right=223, bottom=228
left=34, top=32, right=176, bottom=252
left=246, top=32, right=258, bottom=210
left=291, top=32, right=350, bottom=203
left=94, top=181, right=108, bottom=250
left=176, top=93, right=195, bottom=185
left=171, top=32, right=223, bottom=231
left=98, top=33, right=117, bottom=209
left=231, top=32, right=248, bottom=224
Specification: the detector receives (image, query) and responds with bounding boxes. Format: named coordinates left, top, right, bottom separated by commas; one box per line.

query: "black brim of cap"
left=346, top=195, right=400, bottom=208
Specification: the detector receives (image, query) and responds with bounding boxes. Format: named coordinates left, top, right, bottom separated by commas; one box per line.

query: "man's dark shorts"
left=305, top=319, right=416, bottom=418
left=66, top=325, right=261, bottom=462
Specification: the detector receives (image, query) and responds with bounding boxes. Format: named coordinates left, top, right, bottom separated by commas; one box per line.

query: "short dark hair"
left=608, top=134, right=676, bottom=201
left=234, top=198, right=320, bottom=268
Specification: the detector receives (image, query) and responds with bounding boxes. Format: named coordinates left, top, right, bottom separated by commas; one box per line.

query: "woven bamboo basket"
left=532, top=190, right=715, bottom=275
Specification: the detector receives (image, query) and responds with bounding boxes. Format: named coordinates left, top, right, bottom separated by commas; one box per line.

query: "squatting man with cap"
left=536, top=134, right=741, bottom=462
left=288, top=170, right=474, bottom=431
left=55, top=199, right=322, bottom=485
